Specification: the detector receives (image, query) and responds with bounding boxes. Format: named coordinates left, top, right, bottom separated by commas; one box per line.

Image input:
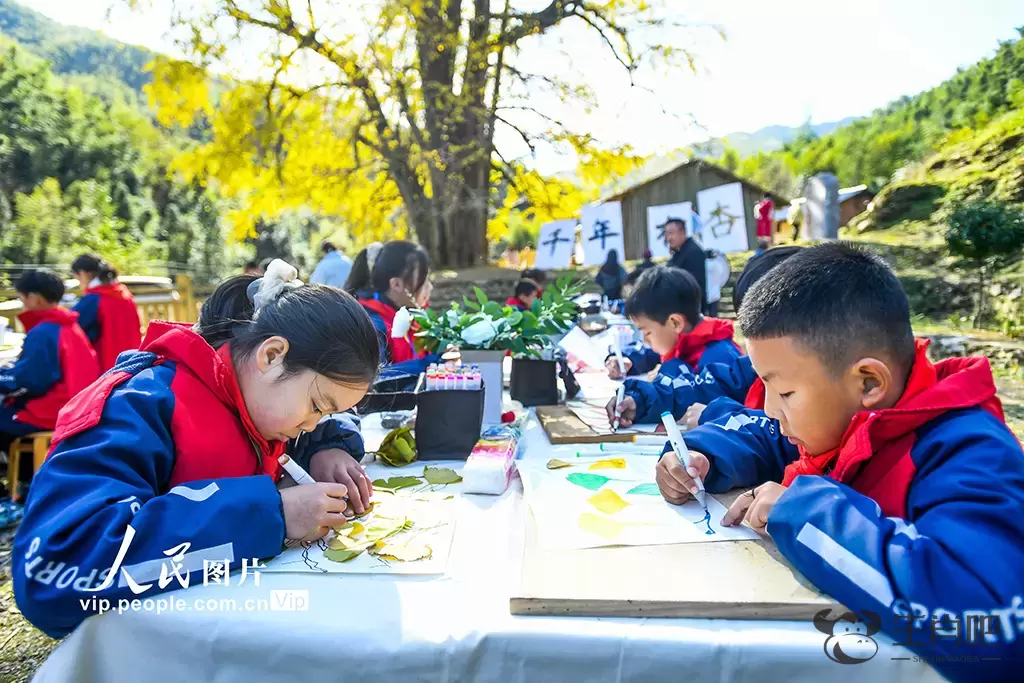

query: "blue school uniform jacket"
left=622, top=317, right=743, bottom=377
left=13, top=322, right=365, bottom=638
left=676, top=348, right=1024, bottom=681
left=624, top=355, right=759, bottom=425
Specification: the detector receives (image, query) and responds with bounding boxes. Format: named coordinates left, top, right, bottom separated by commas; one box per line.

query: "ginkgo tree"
left=140, top=0, right=699, bottom=267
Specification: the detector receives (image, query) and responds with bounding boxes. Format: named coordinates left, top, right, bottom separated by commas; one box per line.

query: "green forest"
left=720, top=28, right=1024, bottom=198
left=0, top=0, right=332, bottom=283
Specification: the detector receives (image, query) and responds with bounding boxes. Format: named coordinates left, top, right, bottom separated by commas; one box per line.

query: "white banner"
left=645, top=202, right=692, bottom=259
left=534, top=220, right=577, bottom=269
left=580, top=202, right=626, bottom=267
left=696, top=182, right=749, bottom=253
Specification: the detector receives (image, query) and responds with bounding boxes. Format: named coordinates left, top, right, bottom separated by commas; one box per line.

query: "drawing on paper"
left=518, top=455, right=759, bottom=549
left=696, top=182, right=749, bottom=253
left=262, top=464, right=460, bottom=575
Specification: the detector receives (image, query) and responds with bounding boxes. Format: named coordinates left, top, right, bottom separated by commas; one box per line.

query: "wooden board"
left=511, top=490, right=843, bottom=620
left=535, top=405, right=635, bottom=444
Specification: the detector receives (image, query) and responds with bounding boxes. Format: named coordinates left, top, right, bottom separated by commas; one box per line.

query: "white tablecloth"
left=33, top=413, right=942, bottom=683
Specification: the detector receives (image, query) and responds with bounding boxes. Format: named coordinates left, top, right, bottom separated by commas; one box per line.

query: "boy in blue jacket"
left=657, top=243, right=1024, bottom=681
left=603, top=266, right=743, bottom=426
left=607, top=266, right=742, bottom=378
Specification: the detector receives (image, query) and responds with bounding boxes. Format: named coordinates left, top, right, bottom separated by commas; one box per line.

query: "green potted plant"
left=411, top=275, right=582, bottom=413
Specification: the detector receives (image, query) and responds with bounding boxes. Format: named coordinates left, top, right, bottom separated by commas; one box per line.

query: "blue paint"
left=693, top=510, right=715, bottom=536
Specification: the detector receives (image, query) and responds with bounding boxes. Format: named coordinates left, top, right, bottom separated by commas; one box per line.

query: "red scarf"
left=661, top=317, right=740, bottom=368
left=744, top=378, right=766, bottom=410
left=782, top=340, right=1005, bottom=489
left=506, top=297, right=528, bottom=311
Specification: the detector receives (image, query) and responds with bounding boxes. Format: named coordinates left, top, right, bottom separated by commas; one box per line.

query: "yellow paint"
left=578, top=512, right=625, bottom=539
left=587, top=488, right=629, bottom=515
left=589, top=458, right=626, bottom=470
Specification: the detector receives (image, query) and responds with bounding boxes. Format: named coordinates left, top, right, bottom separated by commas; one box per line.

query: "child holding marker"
left=657, top=243, right=1024, bottom=680
left=14, top=261, right=381, bottom=638
left=608, top=247, right=802, bottom=428
left=605, top=266, right=742, bottom=381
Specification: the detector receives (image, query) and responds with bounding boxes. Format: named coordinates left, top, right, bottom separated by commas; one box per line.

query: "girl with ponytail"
left=346, top=240, right=438, bottom=377
left=70, top=254, right=143, bottom=370
left=14, top=260, right=381, bottom=638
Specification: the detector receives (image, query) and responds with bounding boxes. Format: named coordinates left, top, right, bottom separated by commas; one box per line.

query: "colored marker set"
left=424, top=363, right=483, bottom=391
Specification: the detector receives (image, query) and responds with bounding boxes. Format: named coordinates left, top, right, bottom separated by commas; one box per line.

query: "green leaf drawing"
left=566, top=472, right=612, bottom=491
left=626, top=483, right=662, bottom=496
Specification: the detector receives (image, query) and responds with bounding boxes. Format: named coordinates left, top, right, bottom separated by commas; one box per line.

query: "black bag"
left=509, top=358, right=559, bottom=407
left=414, top=381, right=485, bottom=460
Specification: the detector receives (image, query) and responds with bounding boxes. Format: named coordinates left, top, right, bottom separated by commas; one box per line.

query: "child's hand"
left=656, top=450, right=711, bottom=505
left=280, top=483, right=350, bottom=540
left=721, top=482, right=787, bottom=533
left=605, top=356, right=632, bottom=379
left=680, top=403, right=707, bottom=431
left=309, top=449, right=372, bottom=514
left=605, top=395, right=637, bottom=428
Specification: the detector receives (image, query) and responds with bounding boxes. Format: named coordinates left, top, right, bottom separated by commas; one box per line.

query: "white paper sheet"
left=567, top=400, right=661, bottom=434
left=518, top=456, right=759, bottom=549
left=261, top=463, right=460, bottom=575
left=557, top=326, right=609, bottom=371
left=580, top=202, right=626, bottom=266
left=534, top=220, right=577, bottom=269
left=697, top=182, right=750, bottom=253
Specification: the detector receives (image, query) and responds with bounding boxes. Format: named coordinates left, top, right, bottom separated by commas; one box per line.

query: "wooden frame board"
left=535, top=405, right=636, bottom=444
left=511, top=490, right=843, bottom=620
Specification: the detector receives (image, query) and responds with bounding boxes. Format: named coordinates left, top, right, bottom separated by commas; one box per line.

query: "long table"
left=32, top=409, right=941, bottom=683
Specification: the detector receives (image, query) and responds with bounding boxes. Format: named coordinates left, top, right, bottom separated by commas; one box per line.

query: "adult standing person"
left=755, top=193, right=775, bottom=246
left=664, top=217, right=708, bottom=314
left=71, top=254, right=142, bottom=371
left=309, top=240, right=353, bottom=289
left=594, top=250, right=628, bottom=302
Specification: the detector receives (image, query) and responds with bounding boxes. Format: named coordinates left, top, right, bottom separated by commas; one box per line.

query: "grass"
left=0, top=525, right=58, bottom=683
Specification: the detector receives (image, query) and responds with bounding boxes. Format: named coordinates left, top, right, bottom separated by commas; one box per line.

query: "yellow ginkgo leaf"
left=371, top=542, right=433, bottom=562
left=339, top=521, right=365, bottom=538
left=587, top=488, right=629, bottom=515
left=546, top=458, right=572, bottom=469
left=578, top=512, right=625, bottom=539
left=589, top=458, right=626, bottom=470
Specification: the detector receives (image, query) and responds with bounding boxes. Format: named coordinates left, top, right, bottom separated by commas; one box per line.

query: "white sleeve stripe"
left=795, top=522, right=895, bottom=608
left=168, top=482, right=220, bottom=502
left=117, top=542, right=235, bottom=586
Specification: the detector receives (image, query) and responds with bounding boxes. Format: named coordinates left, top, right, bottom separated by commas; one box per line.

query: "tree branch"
left=495, top=114, right=536, bottom=155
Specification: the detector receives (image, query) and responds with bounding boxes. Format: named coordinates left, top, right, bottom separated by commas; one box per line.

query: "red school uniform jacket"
left=72, top=283, right=143, bottom=371
left=0, top=308, right=100, bottom=430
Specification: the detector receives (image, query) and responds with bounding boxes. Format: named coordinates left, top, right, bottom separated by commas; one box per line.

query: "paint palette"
left=517, top=456, right=759, bottom=550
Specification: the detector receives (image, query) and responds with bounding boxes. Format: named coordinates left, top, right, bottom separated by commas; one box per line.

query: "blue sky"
left=20, top=0, right=1024, bottom=170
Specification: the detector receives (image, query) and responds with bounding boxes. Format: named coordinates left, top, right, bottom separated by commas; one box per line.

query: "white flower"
left=392, top=307, right=412, bottom=338
left=446, top=309, right=461, bottom=326
left=461, top=317, right=498, bottom=346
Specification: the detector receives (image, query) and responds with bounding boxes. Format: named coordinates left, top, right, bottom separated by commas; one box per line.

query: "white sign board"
left=645, top=202, right=692, bottom=259
left=580, top=202, right=626, bottom=267
left=534, top=220, right=576, bottom=269
left=696, top=182, right=749, bottom=253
